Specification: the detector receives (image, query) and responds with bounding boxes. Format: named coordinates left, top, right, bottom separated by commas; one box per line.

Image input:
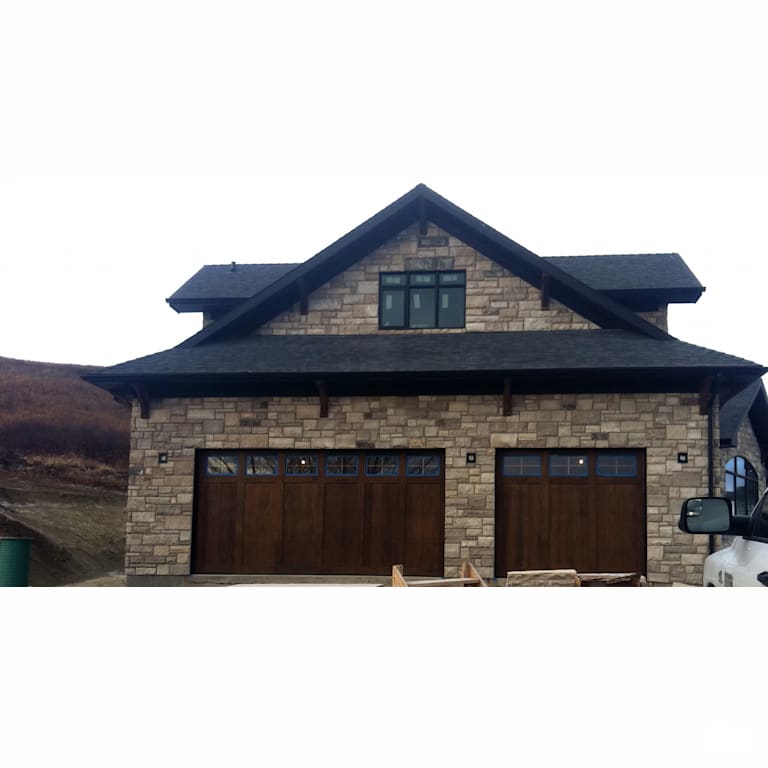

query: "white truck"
left=679, top=491, right=768, bottom=586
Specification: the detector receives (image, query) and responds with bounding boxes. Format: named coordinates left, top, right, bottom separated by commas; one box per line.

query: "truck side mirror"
left=679, top=497, right=732, bottom=534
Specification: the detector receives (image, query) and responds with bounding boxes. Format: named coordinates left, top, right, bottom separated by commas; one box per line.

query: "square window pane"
left=438, top=271, right=465, bottom=286
left=381, top=289, right=405, bottom=327
left=406, top=454, right=441, bottom=476
left=502, top=455, right=542, bottom=477
left=438, top=286, right=465, bottom=328
left=549, top=455, right=589, bottom=477
left=409, top=273, right=436, bottom=285
left=409, top=288, right=436, bottom=328
left=596, top=455, right=638, bottom=477
left=366, top=455, right=399, bottom=476
left=206, top=455, right=239, bottom=476
left=326, top=454, right=359, bottom=476
left=245, top=453, right=278, bottom=477
left=245, top=454, right=278, bottom=476
left=285, top=454, right=318, bottom=476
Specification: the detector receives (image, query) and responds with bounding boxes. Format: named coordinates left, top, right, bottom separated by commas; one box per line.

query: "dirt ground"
left=0, top=468, right=127, bottom=586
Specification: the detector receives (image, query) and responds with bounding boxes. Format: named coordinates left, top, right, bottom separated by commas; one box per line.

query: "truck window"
left=751, top=494, right=768, bottom=542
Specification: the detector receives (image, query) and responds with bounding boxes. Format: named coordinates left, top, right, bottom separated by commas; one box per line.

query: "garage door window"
left=326, top=454, right=359, bottom=476
left=286, top=454, right=318, bottom=476
left=206, top=455, right=239, bottom=476
left=549, top=455, right=589, bottom=477
left=502, top=455, right=542, bottom=477
left=406, top=454, right=441, bottom=476
left=366, top=455, right=399, bottom=476
left=596, top=455, right=638, bottom=477
left=246, top=454, right=279, bottom=476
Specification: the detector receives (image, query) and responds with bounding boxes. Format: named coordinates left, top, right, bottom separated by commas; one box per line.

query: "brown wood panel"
left=497, top=483, right=549, bottom=573
left=194, top=449, right=445, bottom=576
left=193, top=481, right=240, bottom=573
left=595, top=484, right=645, bottom=573
left=365, top=482, right=405, bottom=574
left=281, top=481, right=324, bottom=573
left=548, top=483, right=596, bottom=572
left=496, top=450, right=646, bottom=578
left=404, top=482, right=444, bottom=575
left=242, top=481, right=283, bottom=573
left=322, top=482, right=365, bottom=573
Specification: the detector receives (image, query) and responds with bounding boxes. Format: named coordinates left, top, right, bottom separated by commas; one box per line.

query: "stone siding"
left=638, top=307, right=668, bottom=331
left=126, top=391, right=713, bottom=585
left=257, top=223, right=598, bottom=336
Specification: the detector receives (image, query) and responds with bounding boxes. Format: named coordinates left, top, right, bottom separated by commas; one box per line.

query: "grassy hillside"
left=0, top=356, right=130, bottom=469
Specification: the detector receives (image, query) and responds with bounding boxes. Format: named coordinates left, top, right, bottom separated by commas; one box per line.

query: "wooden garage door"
left=496, top=450, right=646, bottom=578
left=193, top=450, right=444, bottom=576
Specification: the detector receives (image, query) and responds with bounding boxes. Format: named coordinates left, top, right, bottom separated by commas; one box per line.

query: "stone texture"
left=256, top=223, right=599, bottom=336
left=125, top=390, right=714, bottom=585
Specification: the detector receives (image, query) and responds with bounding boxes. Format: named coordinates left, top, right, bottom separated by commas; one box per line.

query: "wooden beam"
left=133, top=384, right=150, bottom=419
left=316, top=379, right=329, bottom=418
left=392, top=564, right=408, bottom=587
left=699, top=376, right=713, bottom=415
left=541, top=273, right=550, bottom=310
left=298, top=278, right=309, bottom=315
left=503, top=377, right=512, bottom=416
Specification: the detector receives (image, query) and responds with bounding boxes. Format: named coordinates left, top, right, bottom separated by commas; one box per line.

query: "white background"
left=1, top=3, right=765, bottom=763
left=1, top=1, right=767, bottom=372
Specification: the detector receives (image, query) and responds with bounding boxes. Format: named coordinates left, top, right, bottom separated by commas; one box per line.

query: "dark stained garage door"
left=496, top=449, right=646, bottom=578
left=193, top=450, right=444, bottom=576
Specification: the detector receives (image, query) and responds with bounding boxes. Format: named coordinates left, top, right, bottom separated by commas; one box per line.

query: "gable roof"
left=166, top=253, right=703, bottom=314
left=720, top=379, right=768, bottom=455
left=176, top=184, right=671, bottom=348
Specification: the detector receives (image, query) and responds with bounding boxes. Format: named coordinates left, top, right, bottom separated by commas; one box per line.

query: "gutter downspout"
left=707, top=376, right=719, bottom=555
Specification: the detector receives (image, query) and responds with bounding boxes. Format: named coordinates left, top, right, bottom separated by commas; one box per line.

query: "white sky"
left=1, top=1, right=767, bottom=371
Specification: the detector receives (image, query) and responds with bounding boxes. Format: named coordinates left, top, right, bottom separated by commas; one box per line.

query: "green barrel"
left=0, top=538, right=32, bottom=587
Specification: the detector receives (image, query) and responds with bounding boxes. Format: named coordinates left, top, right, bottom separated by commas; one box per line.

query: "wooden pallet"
left=505, top=569, right=646, bottom=587
left=392, top=560, right=487, bottom=587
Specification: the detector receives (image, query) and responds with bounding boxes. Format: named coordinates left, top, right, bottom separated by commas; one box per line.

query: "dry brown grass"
left=0, top=355, right=130, bottom=468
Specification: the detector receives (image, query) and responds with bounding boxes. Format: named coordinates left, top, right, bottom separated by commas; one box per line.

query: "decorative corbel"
left=699, top=376, right=713, bottom=416
left=541, top=273, right=551, bottom=310
left=316, top=379, right=329, bottom=418
left=503, top=377, right=512, bottom=417
left=133, top=384, right=150, bottom=420
left=419, top=198, right=428, bottom=236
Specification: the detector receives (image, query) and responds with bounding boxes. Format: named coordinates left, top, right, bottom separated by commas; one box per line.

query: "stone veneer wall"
left=126, top=390, right=713, bottom=585
left=257, top=223, right=598, bottom=336
left=638, top=308, right=668, bottom=331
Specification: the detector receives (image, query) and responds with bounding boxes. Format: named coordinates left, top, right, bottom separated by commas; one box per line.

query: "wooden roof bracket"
left=298, top=278, right=309, bottom=315
left=133, top=384, right=150, bottom=419
left=541, top=273, right=551, bottom=310
left=419, top=198, right=428, bottom=235
left=503, top=377, right=512, bottom=416
left=316, top=379, right=329, bottom=418
left=699, top=375, right=715, bottom=416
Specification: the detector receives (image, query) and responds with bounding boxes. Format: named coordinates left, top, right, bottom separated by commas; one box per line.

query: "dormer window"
left=379, top=271, right=466, bottom=329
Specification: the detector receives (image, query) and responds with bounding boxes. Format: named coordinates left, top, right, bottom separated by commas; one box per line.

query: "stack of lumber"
left=392, top=560, right=487, bottom=587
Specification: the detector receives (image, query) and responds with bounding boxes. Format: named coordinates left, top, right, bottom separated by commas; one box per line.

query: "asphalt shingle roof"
left=168, top=263, right=297, bottom=304
left=720, top=380, right=765, bottom=443
left=167, top=254, right=702, bottom=307
left=543, top=253, right=703, bottom=292
left=88, top=330, right=762, bottom=379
